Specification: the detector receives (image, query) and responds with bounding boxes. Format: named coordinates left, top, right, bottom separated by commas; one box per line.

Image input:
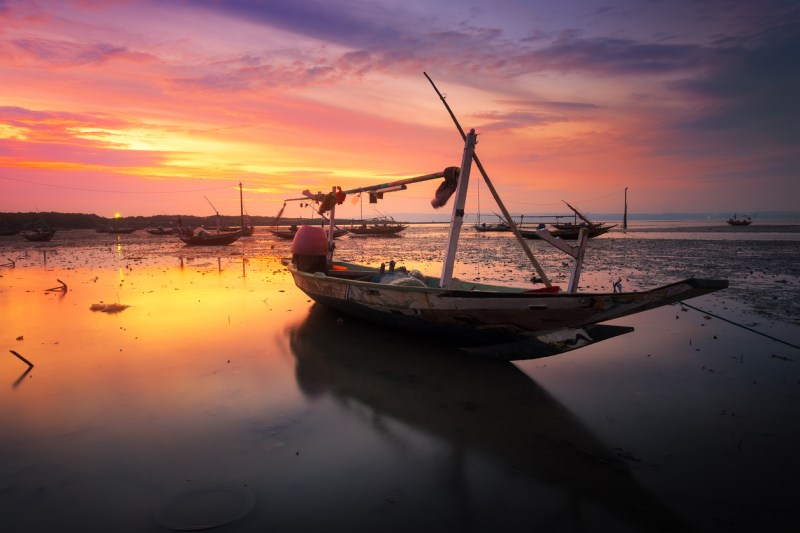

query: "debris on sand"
left=90, top=303, right=129, bottom=314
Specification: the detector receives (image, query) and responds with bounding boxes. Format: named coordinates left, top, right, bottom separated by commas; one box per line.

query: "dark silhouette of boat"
left=727, top=214, right=752, bottom=226
left=178, top=226, right=244, bottom=246
left=21, top=223, right=56, bottom=242
left=268, top=225, right=347, bottom=240
left=348, top=216, right=407, bottom=236
left=177, top=182, right=252, bottom=245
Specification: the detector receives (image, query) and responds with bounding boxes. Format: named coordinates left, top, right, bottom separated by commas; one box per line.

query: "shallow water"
left=1, top=226, right=798, bottom=532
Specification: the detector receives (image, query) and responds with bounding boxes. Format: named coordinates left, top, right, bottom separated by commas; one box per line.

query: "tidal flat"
left=1, top=223, right=798, bottom=532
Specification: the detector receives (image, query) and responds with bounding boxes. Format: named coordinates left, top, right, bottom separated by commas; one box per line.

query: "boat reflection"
left=289, top=304, right=685, bottom=531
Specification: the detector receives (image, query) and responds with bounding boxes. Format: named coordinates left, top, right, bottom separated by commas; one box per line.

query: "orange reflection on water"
left=0, top=257, right=310, bottom=440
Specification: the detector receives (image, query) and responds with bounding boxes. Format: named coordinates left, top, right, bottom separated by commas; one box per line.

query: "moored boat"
left=281, top=127, right=728, bottom=360
left=178, top=182, right=250, bottom=245
left=474, top=215, right=510, bottom=232
left=21, top=223, right=56, bottom=242
left=178, top=226, right=244, bottom=246
left=348, top=216, right=408, bottom=236
left=268, top=225, right=347, bottom=240
left=521, top=202, right=616, bottom=240
left=727, top=214, right=752, bottom=226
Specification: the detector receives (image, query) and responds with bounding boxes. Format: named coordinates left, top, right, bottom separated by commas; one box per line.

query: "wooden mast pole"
left=424, top=72, right=551, bottom=287
left=623, top=187, right=628, bottom=231
left=440, top=129, right=476, bottom=288
left=239, top=182, right=245, bottom=230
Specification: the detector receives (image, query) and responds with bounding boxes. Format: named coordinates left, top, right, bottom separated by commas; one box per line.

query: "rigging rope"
left=679, top=301, right=800, bottom=350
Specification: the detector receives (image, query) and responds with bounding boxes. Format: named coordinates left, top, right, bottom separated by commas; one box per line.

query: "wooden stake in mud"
left=9, top=350, right=34, bottom=368
left=424, top=72, right=551, bottom=287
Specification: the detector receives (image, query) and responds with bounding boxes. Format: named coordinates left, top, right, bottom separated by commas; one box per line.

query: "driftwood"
left=1, top=258, right=14, bottom=268
left=90, top=303, right=129, bottom=314
left=45, top=279, right=68, bottom=292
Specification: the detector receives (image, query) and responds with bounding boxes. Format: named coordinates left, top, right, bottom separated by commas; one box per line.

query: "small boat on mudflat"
left=21, top=223, right=56, bottom=242
left=280, top=127, right=727, bottom=360
left=521, top=202, right=616, bottom=240
left=348, top=216, right=408, bottom=236
left=178, top=182, right=251, bottom=245
left=474, top=215, right=510, bottom=232
left=178, top=227, right=244, bottom=246
left=727, top=214, right=752, bottom=226
left=268, top=226, right=348, bottom=240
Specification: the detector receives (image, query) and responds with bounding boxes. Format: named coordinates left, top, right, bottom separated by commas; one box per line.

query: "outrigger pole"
left=424, top=72, right=551, bottom=287
left=283, top=169, right=458, bottom=266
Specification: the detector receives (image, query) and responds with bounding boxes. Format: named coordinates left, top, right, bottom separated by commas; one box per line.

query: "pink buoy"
left=291, top=226, right=327, bottom=255
left=291, top=226, right=328, bottom=273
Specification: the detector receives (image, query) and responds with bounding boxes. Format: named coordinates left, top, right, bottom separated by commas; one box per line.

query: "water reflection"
left=288, top=305, right=685, bottom=531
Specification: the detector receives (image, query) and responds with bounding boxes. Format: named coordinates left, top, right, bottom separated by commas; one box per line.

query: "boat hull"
left=348, top=225, right=407, bottom=235
left=178, top=229, right=243, bottom=245
left=21, top=229, right=56, bottom=242
left=269, top=228, right=348, bottom=240
left=287, top=262, right=727, bottom=360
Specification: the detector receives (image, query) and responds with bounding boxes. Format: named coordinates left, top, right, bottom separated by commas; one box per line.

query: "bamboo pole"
left=424, top=72, right=551, bottom=287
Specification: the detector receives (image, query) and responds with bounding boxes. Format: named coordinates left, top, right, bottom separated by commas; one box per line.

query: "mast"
left=239, top=182, right=245, bottom=229
left=204, top=195, right=220, bottom=232
left=623, top=187, right=628, bottom=231
left=326, top=186, right=336, bottom=266
left=424, top=72, right=551, bottom=287
left=440, top=130, right=477, bottom=288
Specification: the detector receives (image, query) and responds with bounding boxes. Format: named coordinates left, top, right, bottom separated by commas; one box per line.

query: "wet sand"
left=0, top=226, right=798, bottom=532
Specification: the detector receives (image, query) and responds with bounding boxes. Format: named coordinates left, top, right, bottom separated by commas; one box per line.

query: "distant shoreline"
left=614, top=224, right=800, bottom=233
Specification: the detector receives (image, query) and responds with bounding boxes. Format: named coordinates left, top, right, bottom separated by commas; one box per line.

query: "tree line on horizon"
left=0, top=211, right=378, bottom=230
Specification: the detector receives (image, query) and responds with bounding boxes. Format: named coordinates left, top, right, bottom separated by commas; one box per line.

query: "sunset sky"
left=1, top=0, right=797, bottom=220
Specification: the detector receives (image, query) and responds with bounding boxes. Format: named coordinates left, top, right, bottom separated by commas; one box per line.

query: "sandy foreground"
left=0, top=225, right=798, bottom=532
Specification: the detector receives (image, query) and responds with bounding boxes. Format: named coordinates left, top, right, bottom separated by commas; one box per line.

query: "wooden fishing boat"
left=281, top=127, right=728, bottom=360
left=21, top=223, right=56, bottom=242
left=520, top=223, right=616, bottom=240
left=521, top=202, right=616, bottom=239
left=178, top=226, right=244, bottom=246
left=474, top=215, right=510, bottom=232
left=727, top=214, right=752, bottom=226
left=348, top=216, right=408, bottom=236
left=268, top=226, right=348, bottom=240
left=178, top=182, right=250, bottom=245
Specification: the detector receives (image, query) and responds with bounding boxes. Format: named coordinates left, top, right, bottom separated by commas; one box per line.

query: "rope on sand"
left=679, top=301, right=800, bottom=351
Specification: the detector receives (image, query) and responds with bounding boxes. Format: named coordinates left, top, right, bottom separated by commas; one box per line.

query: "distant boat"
left=21, top=222, right=56, bottom=242
left=178, top=226, right=244, bottom=246
left=521, top=224, right=616, bottom=240
left=268, top=225, right=348, bottom=240
left=521, top=202, right=616, bottom=240
left=348, top=216, right=408, bottom=236
left=177, top=183, right=250, bottom=246
left=474, top=214, right=511, bottom=232
left=727, top=214, right=752, bottom=226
